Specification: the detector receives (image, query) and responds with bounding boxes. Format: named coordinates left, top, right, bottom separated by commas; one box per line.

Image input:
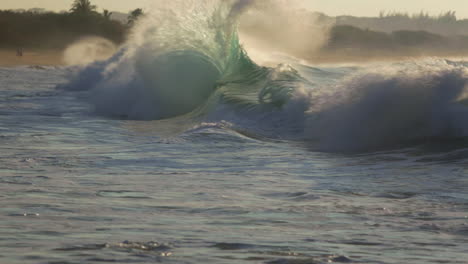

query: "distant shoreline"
left=2, top=48, right=468, bottom=68
left=0, top=49, right=64, bottom=67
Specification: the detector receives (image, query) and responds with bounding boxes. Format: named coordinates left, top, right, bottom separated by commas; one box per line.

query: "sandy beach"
left=0, top=49, right=64, bottom=67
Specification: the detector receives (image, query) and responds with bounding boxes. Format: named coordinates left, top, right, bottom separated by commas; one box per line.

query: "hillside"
left=0, top=10, right=127, bottom=50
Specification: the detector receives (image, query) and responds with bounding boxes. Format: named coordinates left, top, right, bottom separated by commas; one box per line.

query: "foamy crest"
left=300, top=59, right=468, bottom=151
left=59, top=1, right=468, bottom=153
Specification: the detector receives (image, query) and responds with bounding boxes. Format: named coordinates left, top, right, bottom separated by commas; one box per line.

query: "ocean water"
left=2, top=1, right=468, bottom=263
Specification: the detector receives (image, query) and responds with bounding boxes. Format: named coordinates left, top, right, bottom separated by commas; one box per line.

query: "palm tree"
left=102, top=9, right=113, bottom=20
left=127, top=8, right=143, bottom=25
left=70, top=0, right=97, bottom=15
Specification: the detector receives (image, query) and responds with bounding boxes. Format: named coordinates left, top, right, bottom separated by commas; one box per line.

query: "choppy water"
left=2, top=1, right=468, bottom=263
left=1, top=64, right=468, bottom=264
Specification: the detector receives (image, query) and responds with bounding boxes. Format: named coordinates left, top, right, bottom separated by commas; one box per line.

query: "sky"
left=1, top=0, right=468, bottom=18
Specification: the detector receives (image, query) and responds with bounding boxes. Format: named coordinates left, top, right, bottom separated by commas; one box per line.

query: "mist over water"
left=238, top=0, right=332, bottom=64
left=63, top=37, right=117, bottom=66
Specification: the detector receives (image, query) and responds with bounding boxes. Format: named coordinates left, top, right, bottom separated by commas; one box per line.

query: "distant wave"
left=302, top=60, right=468, bottom=151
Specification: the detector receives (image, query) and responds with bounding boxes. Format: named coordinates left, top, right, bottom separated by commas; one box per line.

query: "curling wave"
left=61, top=0, right=294, bottom=120
left=60, top=0, right=468, bottom=152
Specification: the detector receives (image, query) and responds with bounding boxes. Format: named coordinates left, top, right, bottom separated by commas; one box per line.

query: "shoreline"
left=0, top=49, right=65, bottom=67
left=1, top=48, right=468, bottom=68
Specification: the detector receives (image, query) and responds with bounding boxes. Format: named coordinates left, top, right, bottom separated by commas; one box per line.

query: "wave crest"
left=61, top=0, right=260, bottom=120
left=302, top=60, right=468, bottom=151
left=59, top=1, right=468, bottom=152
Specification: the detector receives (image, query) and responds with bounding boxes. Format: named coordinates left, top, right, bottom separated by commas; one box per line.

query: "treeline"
left=335, top=11, right=468, bottom=36
left=0, top=0, right=143, bottom=50
left=320, top=25, right=468, bottom=59
left=0, top=10, right=125, bottom=49
left=3, top=2, right=468, bottom=61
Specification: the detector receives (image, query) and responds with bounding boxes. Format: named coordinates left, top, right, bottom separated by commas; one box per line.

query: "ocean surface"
left=2, top=1, right=468, bottom=263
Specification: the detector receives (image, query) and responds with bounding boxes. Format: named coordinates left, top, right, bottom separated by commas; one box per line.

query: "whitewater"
left=1, top=0, right=468, bottom=263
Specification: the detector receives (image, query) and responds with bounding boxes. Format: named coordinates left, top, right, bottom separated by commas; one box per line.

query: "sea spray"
left=62, top=0, right=266, bottom=119
left=63, top=37, right=117, bottom=66
left=238, top=0, right=333, bottom=65
left=302, top=60, right=468, bottom=151
left=60, top=1, right=468, bottom=152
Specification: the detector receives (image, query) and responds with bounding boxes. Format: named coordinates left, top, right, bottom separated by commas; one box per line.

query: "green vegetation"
left=0, top=0, right=145, bottom=50
left=102, top=10, right=112, bottom=20
left=335, top=10, right=468, bottom=36
left=1, top=1, right=468, bottom=61
left=127, top=8, right=144, bottom=25
left=316, top=10, right=468, bottom=60
left=322, top=25, right=468, bottom=58
left=70, top=0, right=97, bottom=15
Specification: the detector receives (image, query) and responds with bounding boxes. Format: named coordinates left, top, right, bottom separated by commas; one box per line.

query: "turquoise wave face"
left=61, top=0, right=298, bottom=120
left=136, top=51, right=221, bottom=119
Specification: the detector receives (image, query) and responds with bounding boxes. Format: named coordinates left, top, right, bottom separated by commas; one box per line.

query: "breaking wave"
left=60, top=0, right=468, bottom=152
left=302, top=60, right=468, bottom=151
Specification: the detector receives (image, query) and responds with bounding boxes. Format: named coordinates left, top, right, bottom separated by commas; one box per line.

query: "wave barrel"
left=137, top=51, right=221, bottom=119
